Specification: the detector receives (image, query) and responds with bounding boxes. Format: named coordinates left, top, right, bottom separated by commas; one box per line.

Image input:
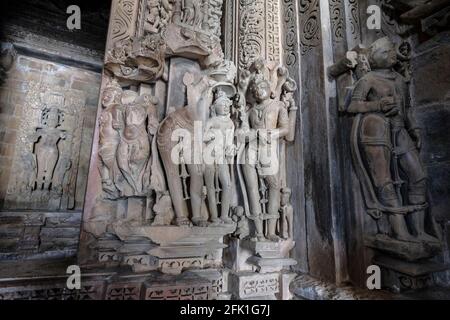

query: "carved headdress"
left=103, top=78, right=122, bottom=95
left=369, top=37, right=394, bottom=53
left=211, top=89, right=232, bottom=116
left=44, top=92, right=65, bottom=108
left=214, top=89, right=232, bottom=105
left=368, top=37, right=395, bottom=64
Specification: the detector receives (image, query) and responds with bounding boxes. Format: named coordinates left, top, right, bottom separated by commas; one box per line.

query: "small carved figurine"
left=279, top=187, right=293, bottom=240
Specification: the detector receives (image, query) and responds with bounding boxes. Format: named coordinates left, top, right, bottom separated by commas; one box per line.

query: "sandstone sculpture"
left=348, top=38, right=440, bottom=248
left=203, top=89, right=235, bottom=225
left=236, top=58, right=298, bottom=242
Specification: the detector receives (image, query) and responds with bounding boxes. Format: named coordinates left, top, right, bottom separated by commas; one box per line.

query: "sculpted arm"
left=265, top=105, right=289, bottom=141
left=347, top=79, right=380, bottom=113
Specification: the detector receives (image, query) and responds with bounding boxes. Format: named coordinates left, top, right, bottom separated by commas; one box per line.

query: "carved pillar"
left=235, top=0, right=283, bottom=72
left=280, top=0, right=308, bottom=273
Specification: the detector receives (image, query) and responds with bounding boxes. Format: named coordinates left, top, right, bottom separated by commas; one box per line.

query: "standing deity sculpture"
left=346, top=37, right=440, bottom=247
left=30, top=101, right=67, bottom=191
left=99, top=80, right=124, bottom=198
left=98, top=80, right=159, bottom=199
left=236, top=59, right=298, bottom=242
left=156, top=60, right=236, bottom=227
left=117, top=91, right=158, bottom=196
left=203, top=89, right=236, bottom=225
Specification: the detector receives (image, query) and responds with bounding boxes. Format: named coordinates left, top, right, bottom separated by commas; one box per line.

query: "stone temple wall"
left=410, top=33, right=450, bottom=284
left=0, top=55, right=101, bottom=260
left=0, top=0, right=109, bottom=261
left=0, top=0, right=449, bottom=300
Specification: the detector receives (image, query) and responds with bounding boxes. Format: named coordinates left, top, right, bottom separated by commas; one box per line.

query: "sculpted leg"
left=399, top=148, right=437, bottom=242
left=266, top=175, right=280, bottom=241
left=188, top=164, right=207, bottom=227
left=287, top=209, right=293, bottom=239
left=117, top=143, right=138, bottom=193
left=158, top=145, right=190, bottom=225
left=243, top=164, right=264, bottom=239
left=204, top=164, right=219, bottom=222
left=218, top=164, right=233, bottom=223
left=360, top=115, right=413, bottom=241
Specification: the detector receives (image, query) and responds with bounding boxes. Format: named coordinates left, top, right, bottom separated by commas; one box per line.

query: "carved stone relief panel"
left=108, top=0, right=141, bottom=46
left=81, top=2, right=299, bottom=301
left=345, top=0, right=360, bottom=43
left=4, top=83, right=86, bottom=211
left=299, top=0, right=321, bottom=56
left=328, top=33, right=447, bottom=289
left=329, top=0, right=345, bottom=43
left=282, top=0, right=299, bottom=68
left=238, top=0, right=283, bottom=71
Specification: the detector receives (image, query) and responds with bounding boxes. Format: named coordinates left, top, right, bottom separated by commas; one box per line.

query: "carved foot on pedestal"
left=267, top=235, right=281, bottom=242
left=191, top=217, right=209, bottom=227
left=221, top=217, right=234, bottom=225
left=209, top=218, right=221, bottom=226
left=393, top=233, right=420, bottom=243
left=417, top=232, right=441, bottom=244
left=175, top=217, right=191, bottom=226
left=251, top=235, right=267, bottom=242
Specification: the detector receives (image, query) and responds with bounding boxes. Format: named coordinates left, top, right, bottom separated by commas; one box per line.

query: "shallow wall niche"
left=0, top=54, right=101, bottom=259
left=0, top=0, right=109, bottom=261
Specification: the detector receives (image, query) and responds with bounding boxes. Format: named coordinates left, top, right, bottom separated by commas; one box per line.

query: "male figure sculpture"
left=203, top=90, right=235, bottom=224
left=31, top=107, right=67, bottom=191
left=348, top=37, right=437, bottom=243
left=241, top=77, right=290, bottom=241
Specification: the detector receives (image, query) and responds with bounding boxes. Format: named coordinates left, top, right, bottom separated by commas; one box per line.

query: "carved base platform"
left=0, top=211, right=81, bottom=261
left=365, top=234, right=442, bottom=261
left=242, top=239, right=297, bottom=273
left=0, top=259, right=226, bottom=300
left=373, top=255, right=450, bottom=293
left=229, top=272, right=280, bottom=300
left=94, top=223, right=236, bottom=275
left=247, top=256, right=297, bottom=273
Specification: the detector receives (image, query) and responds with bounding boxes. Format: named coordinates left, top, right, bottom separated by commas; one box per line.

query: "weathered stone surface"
left=277, top=272, right=297, bottom=300
left=188, top=269, right=224, bottom=299
left=1, top=0, right=450, bottom=302
left=373, top=255, right=450, bottom=292
left=40, top=228, right=80, bottom=240
left=45, top=214, right=81, bottom=228
left=229, top=272, right=279, bottom=300
left=291, top=274, right=396, bottom=300
left=0, top=211, right=82, bottom=260
left=365, top=235, right=442, bottom=261
left=247, top=256, right=297, bottom=273
left=412, top=44, right=450, bottom=105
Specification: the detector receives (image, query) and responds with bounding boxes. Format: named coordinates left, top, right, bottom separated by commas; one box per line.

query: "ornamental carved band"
left=299, top=0, right=321, bottom=55
left=238, top=0, right=282, bottom=70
